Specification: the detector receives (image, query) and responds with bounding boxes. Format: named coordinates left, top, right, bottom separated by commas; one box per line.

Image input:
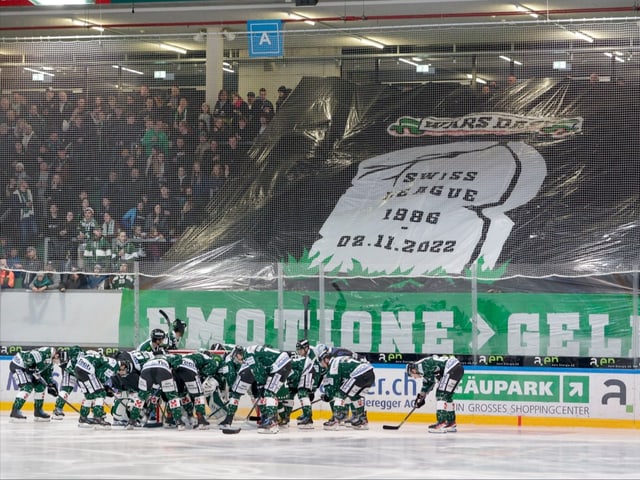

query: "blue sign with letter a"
left=247, top=20, right=283, bottom=58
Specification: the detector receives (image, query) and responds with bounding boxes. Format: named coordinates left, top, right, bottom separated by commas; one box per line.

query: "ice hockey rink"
left=1, top=414, right=638, bottom=480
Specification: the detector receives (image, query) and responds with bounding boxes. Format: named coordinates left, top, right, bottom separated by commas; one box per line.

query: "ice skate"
left=428, top=421, right=456, bottom=433
left=93, top=416, right=112, bottom=430
left=350, top=413, right=369, bottom=430
left=257, top=416, right=279, bottom=434
left=52, top=407, right=65, bottom=420
left=34, top=408, right=51, bottom=422
left=10, top=408, right=27, bottom=422
left=296, top=415, right=314, bottom=430
left=78, top=416, right=95, bottom=428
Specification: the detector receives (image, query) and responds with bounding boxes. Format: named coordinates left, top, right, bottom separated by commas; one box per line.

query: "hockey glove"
left=47, top=383, right=59, bottom=397
left=308, top=392, right=315, bottom=403
left=320, top=393, right=331, bottom=403
left=414, top=393, right=426, bottom=408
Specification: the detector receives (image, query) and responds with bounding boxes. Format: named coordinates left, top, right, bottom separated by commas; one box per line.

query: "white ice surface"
left=1, top=414, right=639, bottom=479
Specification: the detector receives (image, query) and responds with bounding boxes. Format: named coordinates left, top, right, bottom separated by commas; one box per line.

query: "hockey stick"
left=302, top=295, right=310, bottom=340
left=36, top=374, right=82, bottom=414
left=245, top=396, right=261, bottom=422
left=159, top=309, right=173, bottom=330
left=291, top=398, right=321, bottom=414
left=382, top=406, right=417, bottom=430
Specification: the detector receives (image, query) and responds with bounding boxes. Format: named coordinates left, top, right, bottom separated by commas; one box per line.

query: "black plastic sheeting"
left=152, top=76, right=639, bottom=292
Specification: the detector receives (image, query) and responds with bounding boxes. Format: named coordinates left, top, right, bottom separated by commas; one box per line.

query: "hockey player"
left=74, top=350, right=118, bottom=428
left=219, top=344, right=292, bottom=434
left=406, top=354, right=464, bottom=433
left=52, top=346, right=84, bottom=420
left=110, top=349, right=155, bottom=426
left=166, top=319, right=186, bottom=350
left=137, top=328, right=168, bottom=355
left=279, top=339, right=318, bottom=429
left=166, top=350, right=216, bottom=429
left=318, top=349, right=375, bottom=431
left=9, top=346, right=59, bottom=422
left=125, top=354, right=187, bottom=431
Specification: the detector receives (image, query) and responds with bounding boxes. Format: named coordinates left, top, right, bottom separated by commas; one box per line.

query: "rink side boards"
left=1, top=357, right=637, bottom=429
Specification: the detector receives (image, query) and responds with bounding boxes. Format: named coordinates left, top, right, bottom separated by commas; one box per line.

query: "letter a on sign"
left=247, top=20, right=283, bottom=58
left=259, top=32, right=272, bottom=46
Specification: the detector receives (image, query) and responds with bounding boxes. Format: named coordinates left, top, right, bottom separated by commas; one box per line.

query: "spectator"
left=111, top=230, right=145, bottom=268
left=5, top=247, right=24, bottom=284
left=198, top=102, right=213, bottom=133
left=60, top=264, right=87, bottom=291
left=22, top=245, right=43, bottom=288
left=258, top=87, right=275, bottom=116
left=9, top=180, right=38, bottom=251
left=140, top=118, right=169, bottom=157
left=175, top=199, right=199, bottom=235
left=230, top=92, right=249, bottom=128
left=45, top=173, right=70, bottom=213
left=86, top=263, right=109, bottom=290
left=82, top=225, right=112, bottom=273
left=108, top=262, right=135, bottom=290
left=0, top=257, right=15, bottom=289
left=122, top=166, right=145, bottom=210
left=43, top=260, right=62, bottom=290
left=145, top=225, right=166, bottom=262
left=75, top=206, right=97, bottom=258
left=42, top=202, right=64, bottom=262
left=121, top=200, right=147, bottom=237
left=212, top=89, right=233, bottom=119
left=193, top=131, right=211, bottom=166
left=145, top=203, right=169, bottom=238
left=275, top=85, right=290, bottom=112
left=154, top=94, right=173, bottom=128
left=29, top=270, right=53, bottom=292
left=59, top=210, right=77, bottom=263
left=101, top=211, right=119, bottom=243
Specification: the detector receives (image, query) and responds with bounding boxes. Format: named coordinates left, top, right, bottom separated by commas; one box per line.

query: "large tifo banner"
left=159, top=76, right=639, bottom=289
left=1, top=359, right=637, bottom=428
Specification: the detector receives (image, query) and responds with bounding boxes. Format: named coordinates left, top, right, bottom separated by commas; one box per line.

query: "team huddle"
left=8, top=321, right=463, bottom=434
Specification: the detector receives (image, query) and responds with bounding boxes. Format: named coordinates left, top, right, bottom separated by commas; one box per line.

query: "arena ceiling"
left=0, top=1, right=639, bottom=82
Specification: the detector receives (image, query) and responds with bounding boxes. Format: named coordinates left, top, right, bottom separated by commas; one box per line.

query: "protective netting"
left=0, top=19, right=638, bottom=292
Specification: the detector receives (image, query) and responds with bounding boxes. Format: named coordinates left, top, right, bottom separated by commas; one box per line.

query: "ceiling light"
left=614, top=56, right=625, bottom=63
left=223, top=67, right=235, bottom=73
left=514, top=4, right=539, bottom=19
left=411, top=57, right=423, bottom=62
left=466, top=74, right=487, bottom=84
left=358, top=37, right=385, bottom=50
left=112, top=65, right=144, bottom=75
left=499, top=55, right=511, bottom=62
left=572, top=31, right=594, bottom=43
left=160, top=43, right=188, bottom=55
left=513, top=60, right=523, bottom=66
left=287, top=12, right=315, bottom=25
left=399, top=58, right=419, bottom=67
left=604, top=52, right=613, bottom=58
left=24, top=67, right=54, bottom=77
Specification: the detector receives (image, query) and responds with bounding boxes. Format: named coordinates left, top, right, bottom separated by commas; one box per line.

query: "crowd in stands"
left=0, top=83, right=291, bottom=289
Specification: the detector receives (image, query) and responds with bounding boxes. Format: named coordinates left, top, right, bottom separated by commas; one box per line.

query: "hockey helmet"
left=318, top=349, right=332, bottom=365
left=210, top=342, right=225, bottom=352
left=150, top=328, right=166, bottom=342
left=314, top=343, right=330, bottom=359
left=230, top=345, right=245, bottom=363
left=173, top=319, right=186, bottom=335
left=296, top=339, right=310, bottom=352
